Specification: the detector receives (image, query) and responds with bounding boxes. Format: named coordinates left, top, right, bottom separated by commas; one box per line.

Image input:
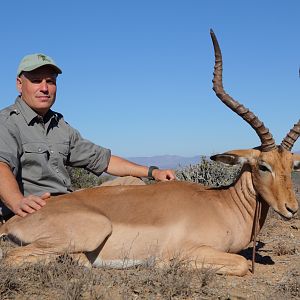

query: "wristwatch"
left=148, top=166, right=159, bottom=178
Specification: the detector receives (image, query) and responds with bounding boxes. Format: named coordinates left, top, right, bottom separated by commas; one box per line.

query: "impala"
left=0, top=30, right=299, bottom=276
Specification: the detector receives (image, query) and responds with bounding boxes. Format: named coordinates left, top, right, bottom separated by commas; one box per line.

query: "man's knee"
left=100, top=176, right=146, bottom=187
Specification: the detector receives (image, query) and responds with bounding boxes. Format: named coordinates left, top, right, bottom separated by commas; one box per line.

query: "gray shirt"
left=0, top=97, right=111, bottom=200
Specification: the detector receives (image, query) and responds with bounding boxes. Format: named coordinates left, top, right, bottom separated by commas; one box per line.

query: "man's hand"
left=152, top=169, right=176, bottom=181
left=13, top=192, right=50, bottom=217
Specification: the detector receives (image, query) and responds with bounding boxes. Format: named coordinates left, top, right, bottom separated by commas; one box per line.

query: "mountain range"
left=128, top=150, right=300, bottom=170
left=128, top=155, right=202, bottom=170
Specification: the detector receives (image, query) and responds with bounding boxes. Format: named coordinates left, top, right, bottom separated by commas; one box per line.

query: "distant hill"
left=128, top=155, right=203, bottom=170
left=128, top=150, right=300, bottom=170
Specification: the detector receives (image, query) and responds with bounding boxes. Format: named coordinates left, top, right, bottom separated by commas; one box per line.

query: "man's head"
left=16, top=54, right=62, bottom=117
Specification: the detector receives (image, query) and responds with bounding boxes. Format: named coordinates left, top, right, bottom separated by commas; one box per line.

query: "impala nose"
left=286, top=203, right=298, bottom=216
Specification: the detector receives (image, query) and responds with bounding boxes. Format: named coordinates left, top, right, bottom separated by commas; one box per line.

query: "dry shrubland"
left=0, top=160, right=299, bottom=299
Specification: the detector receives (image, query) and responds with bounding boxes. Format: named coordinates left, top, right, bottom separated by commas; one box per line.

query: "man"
left=0, top=53, right=175, bottom=219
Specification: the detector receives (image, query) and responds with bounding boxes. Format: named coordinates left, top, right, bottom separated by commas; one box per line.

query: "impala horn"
left=210, top=29, right=277, bottom=152
left=280, top=68, right=300, bottom=151
left=281, top=121, right=300, bottom=151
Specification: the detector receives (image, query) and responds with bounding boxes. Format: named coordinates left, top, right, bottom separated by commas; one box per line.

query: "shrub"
left=67, top=157, right=242, bottom=189
left=67, top=167, right=113, bottom=190
left=176, top=156, right=241, bottom=187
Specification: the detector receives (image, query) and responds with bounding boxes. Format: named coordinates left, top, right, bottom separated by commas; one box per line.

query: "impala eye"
left=259, top=164, right=271, bottom=172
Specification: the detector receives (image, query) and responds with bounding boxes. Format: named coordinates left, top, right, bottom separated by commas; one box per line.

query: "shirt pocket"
left=22, top=143, right=49, bottom=180
left=55, top=142, right=70, bottom=165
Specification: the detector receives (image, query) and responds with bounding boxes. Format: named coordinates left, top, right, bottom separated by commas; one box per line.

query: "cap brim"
left=18, top=63, right=62, bottom=76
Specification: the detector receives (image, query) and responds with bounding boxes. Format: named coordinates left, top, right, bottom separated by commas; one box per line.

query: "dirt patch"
left=0, top=176, right=299, bottom=299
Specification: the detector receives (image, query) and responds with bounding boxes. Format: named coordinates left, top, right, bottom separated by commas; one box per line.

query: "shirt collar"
left=15, top=96, right=58, bottom=125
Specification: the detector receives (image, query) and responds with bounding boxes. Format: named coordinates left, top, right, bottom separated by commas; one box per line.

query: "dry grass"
left=273, top=242, right=298, bottom=256
left=0, top=245, right=217, bottom=299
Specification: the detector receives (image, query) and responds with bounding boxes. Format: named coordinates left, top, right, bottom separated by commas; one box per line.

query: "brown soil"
left=0, top=175, right=299, bottom=299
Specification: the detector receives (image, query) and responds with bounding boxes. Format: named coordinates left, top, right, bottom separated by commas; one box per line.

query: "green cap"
left=17, top=53, right=62, bottom=76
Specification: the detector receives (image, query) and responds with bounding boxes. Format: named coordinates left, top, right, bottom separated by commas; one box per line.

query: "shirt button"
left=38, top=148, right=42, bottom=152
left=56, top=169, right=59, bottom=173
left=50, top=150, right=54, bottom=154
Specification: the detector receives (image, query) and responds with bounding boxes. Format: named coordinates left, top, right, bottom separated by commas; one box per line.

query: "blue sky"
left=1, top=1, right=299, bottom=157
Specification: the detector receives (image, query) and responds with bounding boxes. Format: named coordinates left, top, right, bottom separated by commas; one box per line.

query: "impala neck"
left=229, top=169, right=269, bottom=235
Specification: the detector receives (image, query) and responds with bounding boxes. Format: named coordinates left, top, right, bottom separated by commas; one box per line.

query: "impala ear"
left=210, top=149, right=260, bottom=166
left=293, top=154, right=300, bottom=171
left=210, top=153, right=244, bottom=165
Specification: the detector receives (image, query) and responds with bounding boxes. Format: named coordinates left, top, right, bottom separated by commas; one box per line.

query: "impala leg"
left=100, top=175, right=146, bottom=186
left=158, top=245, right=249, bottom=276
left=3, top=214, right=112, bottom=267
left=4, top=242, right=65, bottom=266
left=187, top=246, right=249, bottom=276
left=4, top=243, right=93, bottom=267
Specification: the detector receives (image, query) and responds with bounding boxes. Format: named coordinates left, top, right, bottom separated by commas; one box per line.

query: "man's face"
left=16, top=66, right=58, bottom=116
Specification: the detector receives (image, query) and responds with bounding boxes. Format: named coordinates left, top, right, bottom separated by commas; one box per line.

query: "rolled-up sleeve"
left=68, top=127, right=111, bottom=176
left=0, top=121, right=20, bottom=175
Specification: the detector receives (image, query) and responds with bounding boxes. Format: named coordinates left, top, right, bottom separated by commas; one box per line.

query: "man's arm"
left=67, top=126, right=175, bottom=180
left=0, top=162, right=50, bottom=217
left=106, top=155, right=176, bottom=181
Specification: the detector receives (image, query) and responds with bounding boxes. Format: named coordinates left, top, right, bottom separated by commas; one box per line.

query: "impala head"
left=209, top=30, right=300, bottom=219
